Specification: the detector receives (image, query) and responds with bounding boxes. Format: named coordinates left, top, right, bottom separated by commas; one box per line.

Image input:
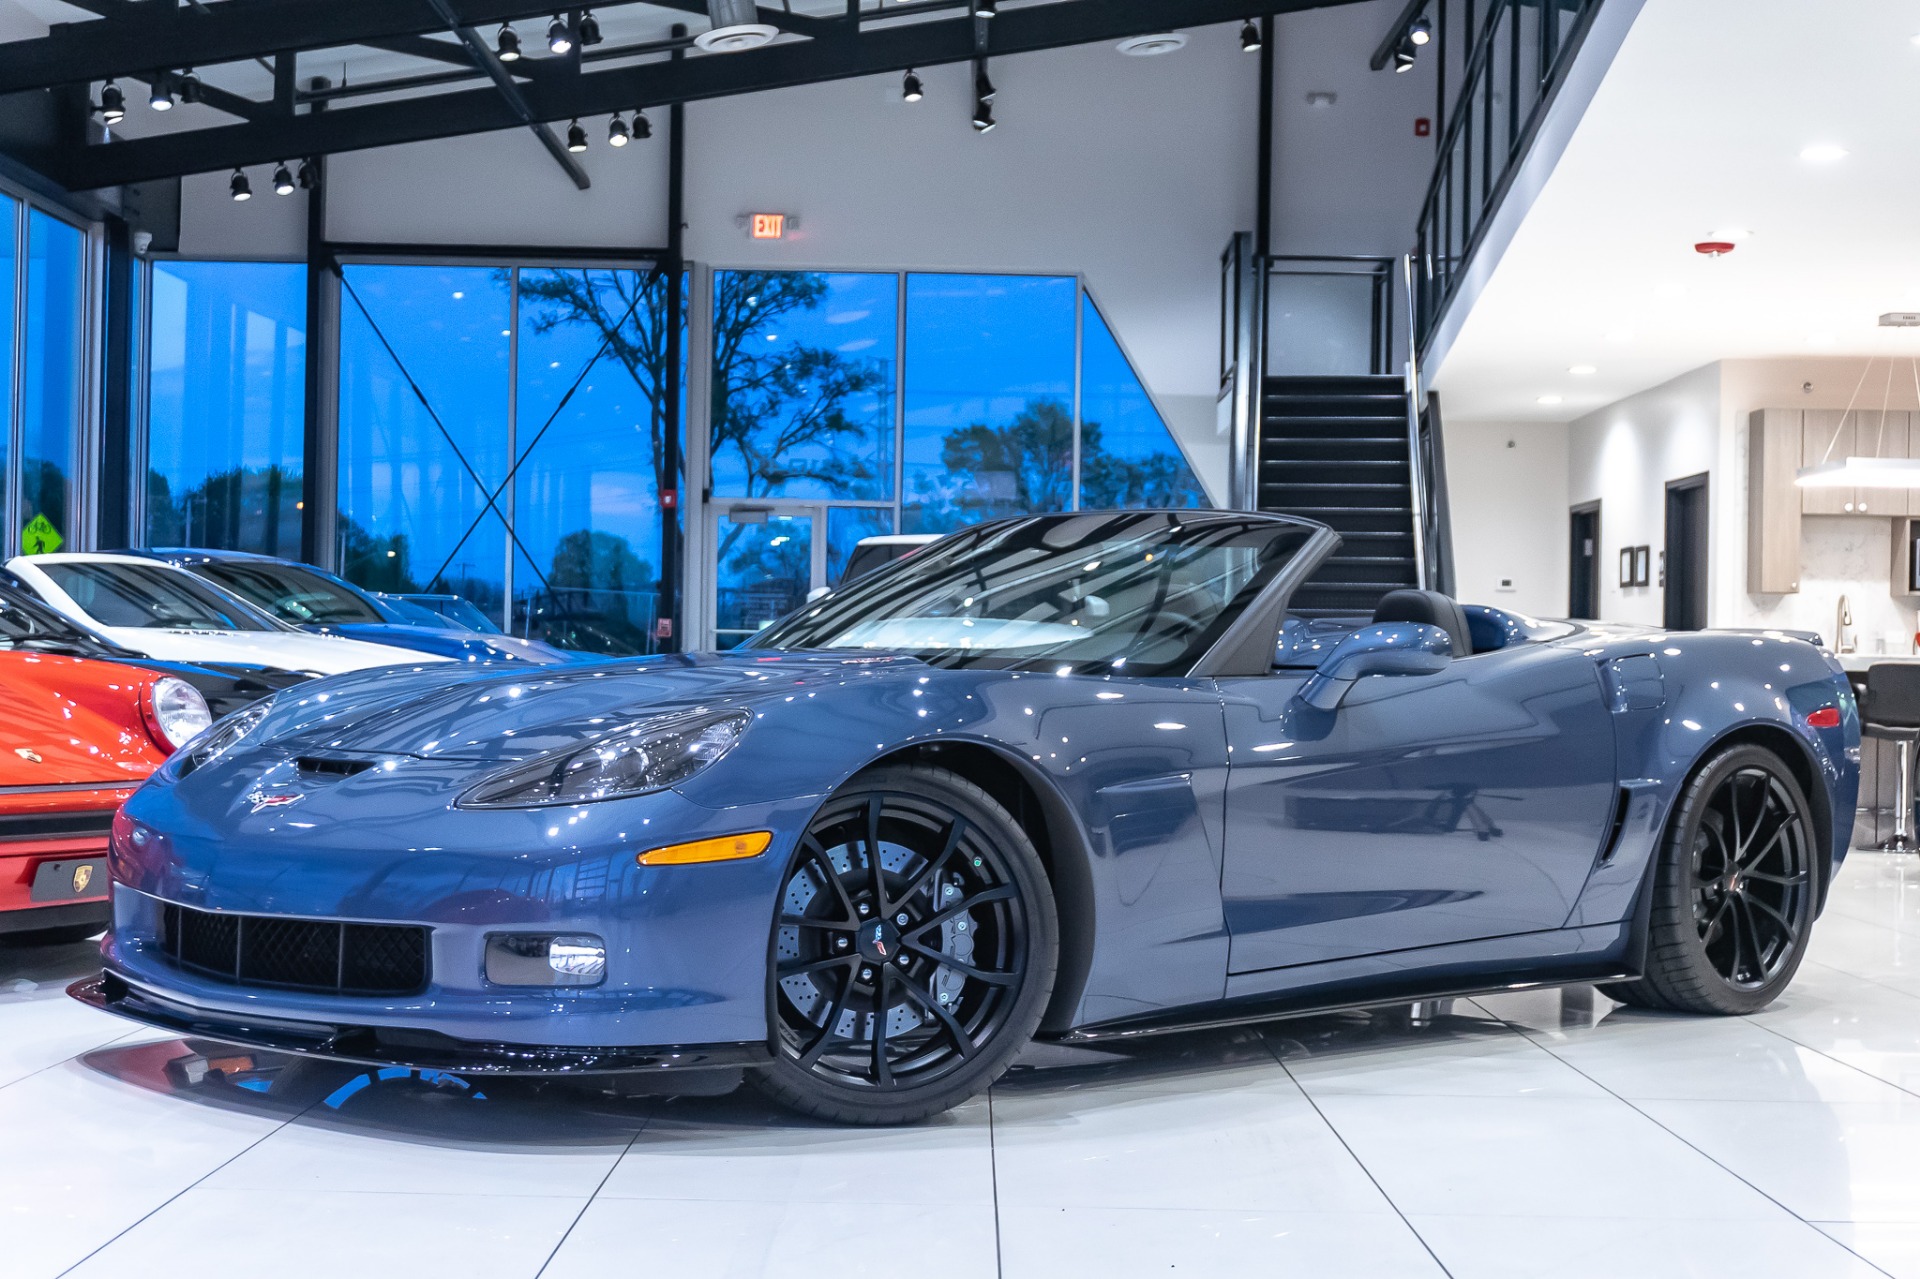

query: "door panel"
left=1219, top=644, right=1617, bottom=973
left=712, top=509, right=816, bottom=650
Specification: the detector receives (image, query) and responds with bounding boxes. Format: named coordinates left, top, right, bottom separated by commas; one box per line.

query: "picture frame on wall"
left=1634, top=545, right=1652, bottom=587
left=1619, top=547, right=1636, bottom=588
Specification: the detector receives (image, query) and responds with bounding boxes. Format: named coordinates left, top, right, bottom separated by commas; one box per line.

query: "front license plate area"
left=30, top=858, right=108, bottom=903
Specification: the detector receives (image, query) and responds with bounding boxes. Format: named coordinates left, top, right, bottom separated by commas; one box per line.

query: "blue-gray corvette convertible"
left=72, top=511, right=1860, bottom=1124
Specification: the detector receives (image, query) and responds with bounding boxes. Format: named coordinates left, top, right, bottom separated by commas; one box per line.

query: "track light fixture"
left=297, top=157, right=316, bottom=189
left=632, top=109, right=652, bottom=140
left=976, top=0, right=997, bottom=16
left=99, top=79, right=125, bottom=124
left=972, top=98, right=995, bottom=132
left=1392, top=36, right=1417, bottom=71
left=272, top=162, right=295, bottom=195
left=229, top=167, right=251, bottom=201
left=548, top=15, right=573, bottom=54
left=1240, top=19, right=1261, bottom=52
left=566, top=118, right=588, bottom=152
left=607, top=113, right=630, bottom=146
left=1408, top=15, right=1433, bottom=45
left=902, top=69, right=923, bottom=102
left=178, top=68, right=203, bottom=104
left=579, top=10, right=603, bottom=45
left=974, top=67, right=995, bottom=102
left=148, top=77, right=174, bottom=111
left=496, top=23, right=522, bottom=61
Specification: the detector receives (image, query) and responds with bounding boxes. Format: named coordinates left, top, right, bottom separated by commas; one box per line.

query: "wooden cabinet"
left=1749, top=409, right=1803, bottom=594
left=1854, top=409, right=1908, bottom=516
left=1801, top=409, right=1910, bottom=514
left=1801, top=409, right=1852, bottom=515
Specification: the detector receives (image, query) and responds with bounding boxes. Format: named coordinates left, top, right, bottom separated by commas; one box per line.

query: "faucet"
left=1836, top=594, right=1855, bottom=654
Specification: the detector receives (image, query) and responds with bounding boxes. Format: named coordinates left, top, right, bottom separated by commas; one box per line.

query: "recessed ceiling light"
left=1117, top=33, right=1187, bottom=56
left=1910, top=32, right=1920, bottom=46
left=1654, top=283, right=1687, bottom=299
left=1606, top=329, right=1635, bottom=343
left=1537, top=394, right=1564, bottom=405
left=1800, top=142, right=1849, bottom=163
left=1569, top=364, right=1597, bottom=376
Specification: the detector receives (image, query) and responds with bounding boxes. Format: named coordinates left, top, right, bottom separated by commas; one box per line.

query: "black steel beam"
left=53, top=0, right=1369, bottom=190
left=0, top=0, right=830, bottom=98
left=425, top=0, right=590, bottom=188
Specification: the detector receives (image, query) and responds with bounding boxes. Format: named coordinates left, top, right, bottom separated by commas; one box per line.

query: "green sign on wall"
left=21, top=514, right=62, bottom=555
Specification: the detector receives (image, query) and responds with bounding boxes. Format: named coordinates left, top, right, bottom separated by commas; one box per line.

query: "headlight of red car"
left=142, top=677, right=214, bottom=753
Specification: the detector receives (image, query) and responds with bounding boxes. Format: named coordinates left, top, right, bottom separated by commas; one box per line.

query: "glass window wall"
left=20, top=210, right=86, bottom=555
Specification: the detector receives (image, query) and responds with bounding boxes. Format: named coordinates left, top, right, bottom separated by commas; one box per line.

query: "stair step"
left=1260, top=458, right=1408, bottom=469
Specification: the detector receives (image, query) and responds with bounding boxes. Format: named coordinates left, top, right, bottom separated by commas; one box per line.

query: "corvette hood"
left=254, top=650, right=926, bottom=764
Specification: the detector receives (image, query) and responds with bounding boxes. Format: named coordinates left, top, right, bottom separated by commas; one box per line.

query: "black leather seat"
left=1865, top=663, right=1920, bottom=853
left=1372, top=588, right=1472, bottom=658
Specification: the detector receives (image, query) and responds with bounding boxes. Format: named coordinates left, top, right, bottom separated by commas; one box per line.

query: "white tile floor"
left=11, top=854, right=1920, bottom=1277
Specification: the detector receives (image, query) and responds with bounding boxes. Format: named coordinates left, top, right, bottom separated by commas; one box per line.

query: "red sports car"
left=0, top=651, right=210, bottom=944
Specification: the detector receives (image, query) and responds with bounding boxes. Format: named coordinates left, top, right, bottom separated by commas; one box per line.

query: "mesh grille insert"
left=159, top=902, right=427, bottom=996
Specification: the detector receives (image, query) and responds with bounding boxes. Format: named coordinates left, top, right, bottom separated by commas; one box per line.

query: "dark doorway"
left=1664, top=474, right=1709, bottom=631
left=1569, top=502, right=1600, bottom=619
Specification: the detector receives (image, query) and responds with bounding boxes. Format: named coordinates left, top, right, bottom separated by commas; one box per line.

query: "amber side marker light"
left=1806, top=707, right=1842, bottom=729
left=638, top=831, right=773, bottom=866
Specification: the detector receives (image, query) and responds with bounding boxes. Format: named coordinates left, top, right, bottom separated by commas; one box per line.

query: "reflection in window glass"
left=714, top=510, right=812, bottom=650
left=902, top=274, right=1075, bottom=534
left=21, top=211, right=85, bottom=554
left=0, top=197, right=14, bottom=542
left=711, top=270, right=895, bottom=501
left=513, top=267, right=672, bottom=655
left=826, top=506, right=894, bottom=585
left=1078, top=296, right=1208, bottom=509
left=145, top=262, right=306, bottom=552
left=337, top=265, right=512, bottom=624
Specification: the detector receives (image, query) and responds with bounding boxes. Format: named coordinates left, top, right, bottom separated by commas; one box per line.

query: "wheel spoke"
left=872, top=966, right=893, bottom=1087
left=1739, top=869, right=1809, bottom=887
left=1739, top=812, right=1791, bottom=869
left=865, top=795, right=887, bottom=913
left=1724, top=894, right=1752, bottom=980
left=1736, top=895, right=1771, bottom=974
left=1745, top=893, right=1799, bottom=944
left=777, top=955, right=856, bottom=979
left=801, top=835, right=860, bottom=926
left=779, top=914, right=853, bottom=931
left=896, top=817, right=967, bottom=913
left=904, top=938, right=1021, bottom=986
left=906, top=885, right=1019, bottom=938
left=799, top=966, right=856, bottom=1069
left=1699, top=893, right=1733, bottom=944
left=895, top=975, right=975, bottom=1059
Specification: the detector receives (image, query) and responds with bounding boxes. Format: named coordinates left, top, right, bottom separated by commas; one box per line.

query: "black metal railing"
left=1413, top=0, right=1605, bottom=348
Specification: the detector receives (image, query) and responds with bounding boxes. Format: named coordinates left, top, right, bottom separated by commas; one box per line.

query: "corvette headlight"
left=145, top=677, right=213, bottom=752
left=175, top=698, right=275, bottom=778
left=459, top=709, right=752, bottom=809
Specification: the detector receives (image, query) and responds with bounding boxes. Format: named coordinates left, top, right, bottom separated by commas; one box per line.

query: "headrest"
left=1372, top=588, right=1471, bottom=658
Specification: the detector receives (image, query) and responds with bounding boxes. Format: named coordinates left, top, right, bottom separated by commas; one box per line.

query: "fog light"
left=485, top=934, right=606, bottom=986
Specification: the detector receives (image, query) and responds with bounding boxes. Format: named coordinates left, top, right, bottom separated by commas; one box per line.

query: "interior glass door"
left=712, top=505, right=821, bottom=649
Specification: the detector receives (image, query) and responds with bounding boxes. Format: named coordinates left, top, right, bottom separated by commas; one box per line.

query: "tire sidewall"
left=755, top=763, right=1059, bottom=1123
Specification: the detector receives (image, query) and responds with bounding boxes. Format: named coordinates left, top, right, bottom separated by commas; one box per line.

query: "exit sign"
left=738, top=212, right=800, bottom=239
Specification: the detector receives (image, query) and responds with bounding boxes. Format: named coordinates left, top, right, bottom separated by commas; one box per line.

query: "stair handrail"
left=1401, top=253, right=1429, bottom=591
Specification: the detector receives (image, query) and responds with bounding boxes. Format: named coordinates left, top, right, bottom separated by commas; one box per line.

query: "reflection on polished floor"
left=11, top=855, right=1920, bottom=1278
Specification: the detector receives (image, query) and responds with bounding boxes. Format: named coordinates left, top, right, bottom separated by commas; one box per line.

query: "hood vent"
left=294, top=755, right=380, bottom=780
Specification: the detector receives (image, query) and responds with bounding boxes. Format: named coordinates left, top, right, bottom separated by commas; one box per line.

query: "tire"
left=1602, top=743, right=1819, bottom=1015
left=750, top=763, right=1058, bottom=1124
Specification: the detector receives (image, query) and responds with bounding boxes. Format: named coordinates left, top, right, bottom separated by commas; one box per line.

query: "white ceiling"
left=1431, top=0, right=1920, bottom=423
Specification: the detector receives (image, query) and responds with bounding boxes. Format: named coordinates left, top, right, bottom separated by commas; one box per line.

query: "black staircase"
left=1256, top=374, right=1421, bottom=619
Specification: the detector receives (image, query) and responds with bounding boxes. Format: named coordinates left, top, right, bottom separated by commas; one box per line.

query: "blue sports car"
left=72, top=511, right=1859, bottom=1124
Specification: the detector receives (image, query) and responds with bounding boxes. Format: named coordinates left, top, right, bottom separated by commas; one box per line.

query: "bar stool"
left=1865, top=663, right=1920, bottom=853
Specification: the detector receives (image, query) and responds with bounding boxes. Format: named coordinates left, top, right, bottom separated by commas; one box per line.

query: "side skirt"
left=1051, top=923, right=1632, bottom=1043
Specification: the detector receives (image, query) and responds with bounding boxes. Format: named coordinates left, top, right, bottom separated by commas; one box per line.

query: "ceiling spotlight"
left=1240, top=19, right=1262, bottom=52
left=976, top=0, right=997, bottom=16
left=178, top=68, right=203, bottom=104
left=1393, top=38, right=1417, bottom=72
left=902, top=68, right=923, bottom=102
left=632, top=109, right=652, bottom=140
left=496, top=23, right=522, bottom=61
left=547, top=15, right=573, bottom=54
left=578, top=10, right=603, bottom=45
left=1799, top=142, right=1848, bottom=163
left=272, top=162, right=295, bottom=195
left=696, top=0, right=777, bottom=51
left=99, top=79, right=125, bottom=124
left=972, top=98, right=996, bottom=132
left=148, top=77, right=174, bottom=111
left=566, top=118, right=588, bottom=152
left=296, top=157, right=316, bottom=189
left=607, top=113, right=630, bottom=146
left=1568, top=364, right=1597, bottom=376
left=229, top=167, right=252, bottom=202
left=1536, top=394, right=1563, bottom=405
left=1408, top=16, right=1433, bottom=45
left=974, top=67, right=995, bottom=102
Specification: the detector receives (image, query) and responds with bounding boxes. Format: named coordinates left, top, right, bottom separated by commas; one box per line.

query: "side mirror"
left=1295, top=622, right=1453, bottom=711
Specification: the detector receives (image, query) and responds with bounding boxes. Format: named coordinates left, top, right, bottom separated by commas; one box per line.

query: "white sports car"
left=6, top=553, right=450, bottom=677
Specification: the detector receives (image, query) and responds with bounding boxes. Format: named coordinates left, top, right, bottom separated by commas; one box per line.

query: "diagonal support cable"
left=425, top=0, right=589, bottom=190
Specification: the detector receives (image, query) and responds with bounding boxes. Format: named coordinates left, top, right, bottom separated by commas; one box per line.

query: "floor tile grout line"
left=1255, top=1029, right=1457, bottom=1279
left=987, top=1086, right=1004, bottom=1279
left=1802, top=957, right=1920, bottom=1006
left=53, top=1086, right=332, bottom=1278
left=1516, top=1019, right=1899, bottom=1279
left=531, top=1104, right=655, bottom=1279
left=1741, top=1011, right=1920, bottom=1105
left=0, top=1025, right=146, bottom=1097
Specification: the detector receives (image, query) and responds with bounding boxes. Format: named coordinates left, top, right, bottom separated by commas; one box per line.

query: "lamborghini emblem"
left=13, top=748, right=41, bottom=763
left=71, top=864, right=93, bottom=894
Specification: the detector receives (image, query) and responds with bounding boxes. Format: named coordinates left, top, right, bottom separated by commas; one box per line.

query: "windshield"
left=41, top=561, right=276, bottom=632
left=0, top=585, right=127, bottom=656
left=195, top=561, right=385, bottom=625
left=751, top=512, right=1317, bottom=675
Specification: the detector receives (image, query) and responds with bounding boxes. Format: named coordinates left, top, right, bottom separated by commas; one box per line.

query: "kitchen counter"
left=1837, top=653, right=1920, bottom=674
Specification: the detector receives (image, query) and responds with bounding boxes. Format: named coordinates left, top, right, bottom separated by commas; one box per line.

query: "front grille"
left=158, top=902, right=428, bottom=996
left=0, top=809, right=116, bottom=842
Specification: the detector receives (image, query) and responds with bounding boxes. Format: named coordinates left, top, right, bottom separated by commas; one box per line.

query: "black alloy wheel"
left=1603, top=743, right=1818, bottom=1015
left=751, top=764, right=1057, bottom=1124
